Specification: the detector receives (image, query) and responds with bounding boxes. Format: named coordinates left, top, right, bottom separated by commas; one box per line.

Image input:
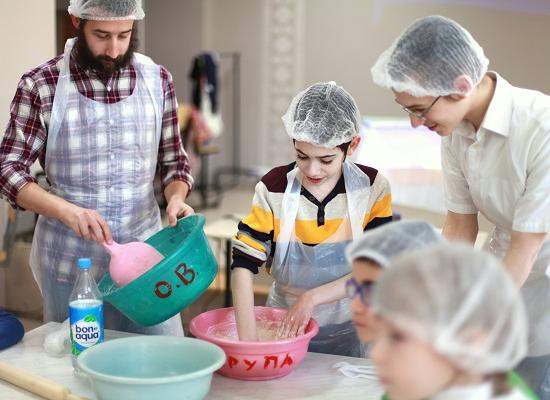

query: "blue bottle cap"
left=77, top=258, right=92, bottom=269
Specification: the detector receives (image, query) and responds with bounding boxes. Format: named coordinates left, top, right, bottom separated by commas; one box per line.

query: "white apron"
left=267, top=159, right=370, bottom=356
left=30, top=38, right=183, bottom=335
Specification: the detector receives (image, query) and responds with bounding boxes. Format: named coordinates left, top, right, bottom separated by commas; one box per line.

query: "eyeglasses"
left=346, top=278, right=375, bottom=305
left=399, top=96, right=441, bottom=120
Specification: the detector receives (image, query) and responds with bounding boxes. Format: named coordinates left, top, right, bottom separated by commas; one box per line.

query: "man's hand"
left=164, top=181, right=193, bottom=226
left=61, top=204, right=112, bottom=244
left=165, top=197, right=194, bottom=226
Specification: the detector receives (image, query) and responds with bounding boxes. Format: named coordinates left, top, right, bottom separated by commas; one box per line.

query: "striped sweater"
left=231, top=162, right=392, bottom=274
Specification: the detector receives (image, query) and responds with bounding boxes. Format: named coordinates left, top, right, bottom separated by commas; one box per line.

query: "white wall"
left=303, top=0, right=550, bottom=118
left=144, top=1, right=550, bottom=173
left=0, top=1, right=56, bottom=139
left=202, top=0, right=265, bottom=174
left=144, top=0, right=204, bottom=102
left=145, top=0, right=265, bottom=181
left=0, top=0, right=56, bottom=306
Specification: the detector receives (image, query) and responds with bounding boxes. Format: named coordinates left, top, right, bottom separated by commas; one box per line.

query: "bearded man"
left=0, top=0, right=193, bottom=335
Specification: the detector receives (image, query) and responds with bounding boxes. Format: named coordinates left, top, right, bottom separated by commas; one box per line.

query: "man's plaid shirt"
left=0, top=44, right=193, bottom=208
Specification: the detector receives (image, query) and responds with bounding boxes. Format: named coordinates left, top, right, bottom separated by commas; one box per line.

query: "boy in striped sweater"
left=231, top=82, right=392, bottom=356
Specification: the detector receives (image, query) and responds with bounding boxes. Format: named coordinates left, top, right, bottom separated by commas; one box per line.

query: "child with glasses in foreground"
left=345, top=220, right=443, bottom=342
left=353, top=242, right=535, bottom=400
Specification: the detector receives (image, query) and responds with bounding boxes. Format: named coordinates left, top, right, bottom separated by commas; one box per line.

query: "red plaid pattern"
left=0, top=46, right=193, bottom=208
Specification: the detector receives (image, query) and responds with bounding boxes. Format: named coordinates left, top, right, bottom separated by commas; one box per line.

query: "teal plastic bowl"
left=98, top=215, right=217, bottom=326
left=77, top=336, right=226, bottom=400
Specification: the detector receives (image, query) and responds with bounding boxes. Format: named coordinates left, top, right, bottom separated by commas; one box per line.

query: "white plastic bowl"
left=77, top=336, right=225, bottom=400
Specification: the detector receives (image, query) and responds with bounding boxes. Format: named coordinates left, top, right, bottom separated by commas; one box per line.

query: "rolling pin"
left=0, top=361, right=88, bottom=400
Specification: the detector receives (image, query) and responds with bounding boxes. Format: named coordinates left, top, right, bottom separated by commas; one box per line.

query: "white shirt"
left=432, top=382, right=527, bottom=400
left=442, top=71, right=550, bottom=234
left=441, top=72, right=550, bottom=356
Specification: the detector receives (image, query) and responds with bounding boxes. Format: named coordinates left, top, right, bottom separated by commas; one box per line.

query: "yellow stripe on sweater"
left=272, top=218, right=353, bottom=244
left=236, top=232, right=267, bottom=253
left=363, top=193, right=393, bottom=226
left=242, top=205, right=274, bottom=235
left=242, top=193, right=391, bottom=246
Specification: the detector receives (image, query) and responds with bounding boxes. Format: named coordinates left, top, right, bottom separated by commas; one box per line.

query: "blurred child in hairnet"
left=363, top=243, right=535, bottom=400
left=231, top=81, right=393, bottom=356
left=346, top=220, right=444, bottom=343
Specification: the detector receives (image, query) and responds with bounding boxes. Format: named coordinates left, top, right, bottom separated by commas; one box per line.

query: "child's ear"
left=346, top=136, right=361, bottom=156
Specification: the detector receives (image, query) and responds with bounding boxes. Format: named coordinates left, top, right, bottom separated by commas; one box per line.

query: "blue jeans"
left=515, top=353, right=550, bottom=400
left=41, top=272, right=183, bottom=336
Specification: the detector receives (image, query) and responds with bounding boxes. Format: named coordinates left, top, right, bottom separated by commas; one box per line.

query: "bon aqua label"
left=70, top=305, right=104, bottom=356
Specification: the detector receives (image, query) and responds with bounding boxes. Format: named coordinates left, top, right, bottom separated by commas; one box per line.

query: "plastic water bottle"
left=69, top=258, right=104, bottom=371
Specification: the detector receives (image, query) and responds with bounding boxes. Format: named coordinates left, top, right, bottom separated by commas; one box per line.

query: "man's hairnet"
left=372, top=243, right=528, bottom=373
left=282, top=82, right=360, bottom=148
left=346, top=220, right=443, bottom=268
left=68, top=0, right=144, bottom=21
left=371, top=15, right=489, bottom=97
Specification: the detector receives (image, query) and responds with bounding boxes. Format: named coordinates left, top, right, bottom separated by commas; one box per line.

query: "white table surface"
left=204, top=216, right=240, bottom=240
left=0, top=323, right=383, bottom=400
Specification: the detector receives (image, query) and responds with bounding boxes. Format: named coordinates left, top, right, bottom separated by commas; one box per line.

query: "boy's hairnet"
left=372, top=243, right=528, bottom=373
left=346, top=220, right=443, bottom=267
left=282, top=81, right=360, bottom=148
left=371, top=15, right=489, bottom=97
left=68, top=0, right=144, bottom=21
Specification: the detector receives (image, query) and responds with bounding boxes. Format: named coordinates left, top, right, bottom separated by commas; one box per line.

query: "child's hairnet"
left=282, top=81, right=360, bottom=148
left=346, top=220, right=443, bottom=267
left=371, top=15, right=489, bottom=97
left=372, top=243, right=528, bottom=373
left=68, top=0, right=144, bottom=21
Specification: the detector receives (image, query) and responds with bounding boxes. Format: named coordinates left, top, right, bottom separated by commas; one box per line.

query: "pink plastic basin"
left=189, top=307, right=319, bottom=381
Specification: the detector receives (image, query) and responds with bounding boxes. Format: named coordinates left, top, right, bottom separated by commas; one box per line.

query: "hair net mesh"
left=68, top=0, right=144, bottom=21
left=346, top=220, right=443, bottom=268
left=282, top=81, right=360, bottom=148
left=371, top=15, right=489, bottom=97
left=372, top=243, right=528, bottom=373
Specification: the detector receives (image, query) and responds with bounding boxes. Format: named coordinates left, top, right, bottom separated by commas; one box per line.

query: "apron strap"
left=276, top=167, right=302, bottom=259
left=49, top=38, right=76, bottom=145
left=343, top=159, right=371, bottom=240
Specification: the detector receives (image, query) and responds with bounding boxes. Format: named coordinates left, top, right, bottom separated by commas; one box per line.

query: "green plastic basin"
left=98, top=214, right=217, bottom=326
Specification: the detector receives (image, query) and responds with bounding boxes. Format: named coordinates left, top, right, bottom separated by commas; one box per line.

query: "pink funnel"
left=102, top=241, right=164, bottom=287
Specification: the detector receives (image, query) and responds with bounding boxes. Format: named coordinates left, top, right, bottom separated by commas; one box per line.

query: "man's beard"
left=75, top=27, right=137, bottom=76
